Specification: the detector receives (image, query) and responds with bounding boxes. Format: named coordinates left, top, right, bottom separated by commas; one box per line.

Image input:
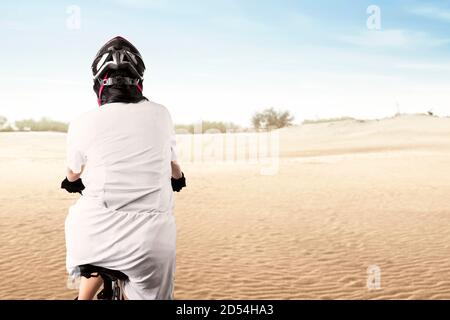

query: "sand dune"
left=1, top=114, right=450, bottom=299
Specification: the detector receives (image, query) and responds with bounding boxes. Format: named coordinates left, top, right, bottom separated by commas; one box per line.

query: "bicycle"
left=76, top=264, right=128, bottom=300
left=62, top=173, right=185, bottom=300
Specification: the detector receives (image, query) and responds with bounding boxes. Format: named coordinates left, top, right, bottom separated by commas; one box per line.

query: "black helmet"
left=91, top=36, right=146, bottom=81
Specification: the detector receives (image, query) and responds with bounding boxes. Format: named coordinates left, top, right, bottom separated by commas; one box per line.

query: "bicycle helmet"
left=92, top=36, right=147, bottom=106
left=91, top=36, right=146, bottom=81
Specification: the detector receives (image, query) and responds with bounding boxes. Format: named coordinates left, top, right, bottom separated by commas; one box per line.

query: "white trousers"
left=65, top=196, right=176, bottom=300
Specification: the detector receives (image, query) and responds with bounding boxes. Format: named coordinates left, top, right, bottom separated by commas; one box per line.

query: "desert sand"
left=1, top=114, right=450, bottom=299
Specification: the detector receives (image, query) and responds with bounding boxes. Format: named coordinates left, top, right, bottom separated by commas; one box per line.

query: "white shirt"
left=66, top=100, right=177, bottom=214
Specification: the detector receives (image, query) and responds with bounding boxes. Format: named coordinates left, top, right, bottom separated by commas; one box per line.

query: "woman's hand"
left=61, top=177, right=85, bottom=194
left=171, top=161, right=186, bottom=192
left=67, top=165, right=85, bottom=182
left=63, top=166, right=85, bottom=194
left=171, top=161, right=182, bottom=179
left=171, top=172, right=186, bottom=192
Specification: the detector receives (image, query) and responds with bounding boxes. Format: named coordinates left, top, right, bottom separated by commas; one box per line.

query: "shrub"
left=251, top=108, right=294, bottom=130
left=15, top=118, right=68, bottom=132
left=175, top=121, right=240, bottom=134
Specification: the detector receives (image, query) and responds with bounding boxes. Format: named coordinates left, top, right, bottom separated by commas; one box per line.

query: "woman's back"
left=67, top=100, right=175, bottom=214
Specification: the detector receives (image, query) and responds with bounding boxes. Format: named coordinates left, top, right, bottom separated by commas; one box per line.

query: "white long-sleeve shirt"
left=65, top=100, right=178, bottom=299
left=66, top=99, right=178, bottom=213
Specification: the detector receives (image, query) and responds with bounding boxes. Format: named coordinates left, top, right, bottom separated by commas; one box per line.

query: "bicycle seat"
left=79, top=264, right=128, bottom=281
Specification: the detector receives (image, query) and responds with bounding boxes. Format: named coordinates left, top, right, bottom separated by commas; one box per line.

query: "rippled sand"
left=1, top=114, right=450, bottom=299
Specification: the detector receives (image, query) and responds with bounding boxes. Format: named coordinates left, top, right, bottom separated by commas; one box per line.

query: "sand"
left=1, top=114, right=450, bottom=299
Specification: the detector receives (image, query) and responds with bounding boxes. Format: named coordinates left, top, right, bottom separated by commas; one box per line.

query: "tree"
left=251, top=113, right=263, bottom=130
left=0, top=115, right=7, bottom=129
left=251, top=108, right=294, bottom=130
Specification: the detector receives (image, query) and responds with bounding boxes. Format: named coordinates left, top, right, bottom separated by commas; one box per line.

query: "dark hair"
left=93, top=70, right=148, bottom=106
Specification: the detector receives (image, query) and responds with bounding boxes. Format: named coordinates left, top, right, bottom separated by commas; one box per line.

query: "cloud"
left=409, top=6, right=450, bottom=22
left=288, top=12, right=314, bottom=28
left=395, top=63, right=450, bottom=71
left=0, top=20, right=27, bottom=31
left=112, top=0, right=168, bottom=9
left=338, top=29, right=450, bottom=48
left=210, top=15, right=269, bottom=32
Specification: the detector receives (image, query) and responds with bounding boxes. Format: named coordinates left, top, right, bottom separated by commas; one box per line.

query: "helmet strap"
left=96, top=75, right=143, bottom=106
left=97, top=73, right=109, bottom=106
left=98, top=77, right=141, bottom=86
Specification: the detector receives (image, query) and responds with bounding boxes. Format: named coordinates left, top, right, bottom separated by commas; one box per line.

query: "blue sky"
left=1, top=0, right=450, bottom=125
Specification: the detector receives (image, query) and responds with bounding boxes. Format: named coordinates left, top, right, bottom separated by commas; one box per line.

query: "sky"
left=1, top=0, right=450, bottom=126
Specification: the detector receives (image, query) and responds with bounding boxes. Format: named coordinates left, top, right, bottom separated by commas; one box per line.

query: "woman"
left=63, top=36, right=185, bottom=300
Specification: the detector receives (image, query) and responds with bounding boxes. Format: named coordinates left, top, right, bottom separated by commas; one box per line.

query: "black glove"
left=61, top=177, right=85, bottom=194
left=171, top=172, right=186, bottom=192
